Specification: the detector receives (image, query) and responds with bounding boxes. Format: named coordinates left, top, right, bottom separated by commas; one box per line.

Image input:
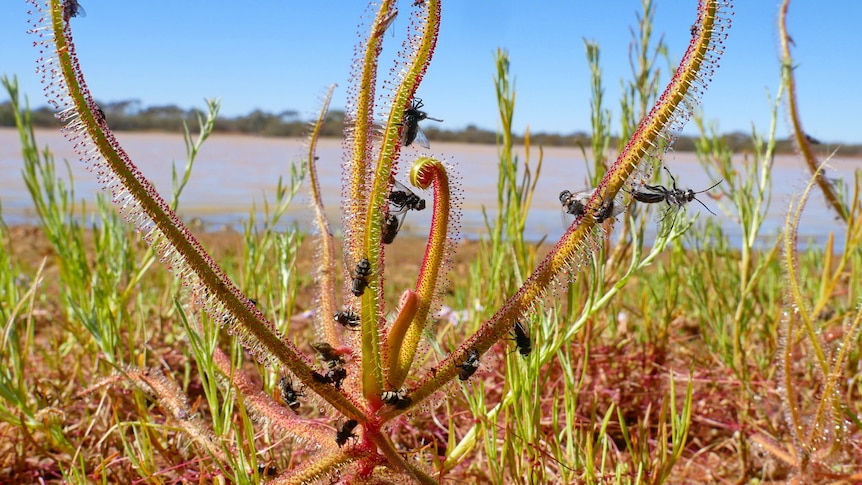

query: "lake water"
left=1, top=127, right=859, bottom=249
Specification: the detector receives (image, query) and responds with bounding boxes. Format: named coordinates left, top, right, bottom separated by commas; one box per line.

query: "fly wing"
left=391, top=179, right=416, bottom=197
left=573, top=188, right=596, bottom=207
left=64, top=0, right=86, bottom=19
left=560, top=188, right=595, bottom=228
left=413, top=126, right=430, bottom=149
left=608, top=193, right=625, bottom=219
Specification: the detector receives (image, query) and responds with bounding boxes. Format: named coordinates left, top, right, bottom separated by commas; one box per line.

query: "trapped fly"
left=402, top=98, right=442, bottom=148
left=559, top=189, right=589, bottom=218
left=386, top=180, right=426, bottom=242
left=389, top=179, right=426, bottom=213
left=457, top=348, right=481, bottom=381
left=335, top=419, right=359, bottom=447
left=311, top=342, right=348, bottom=389
left=313, top=367, right=347, bottom=389
left=63, top=0, right=86, bottom=21
left=626, top=167, right=721, bottom=216
left=511, top=321, right=532, bottom=357
left=256, top=464, right=278, bottom=478
left=559, top=188, right=623, bottom=224
left=334, top=310, right=360, bottom=329
left=312, top=342, right=345, bottom=366
left=592, top=195, right=624, bottom=224
left=278, top=376, right=303, bottom=412
left=381, top=213, right=400, bottom=244
left=381, top=389, right=412, bottom=409
left=351, top=258, right=371, bottom=297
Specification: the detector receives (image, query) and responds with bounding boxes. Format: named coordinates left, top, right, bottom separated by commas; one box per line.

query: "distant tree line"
left=1, top=99, right=859, bottom=156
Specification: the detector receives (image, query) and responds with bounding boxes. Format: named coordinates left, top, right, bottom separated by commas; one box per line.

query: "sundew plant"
left=21, top=0, right=734, bottom=482
left=36, top=0, right=862, bottom=482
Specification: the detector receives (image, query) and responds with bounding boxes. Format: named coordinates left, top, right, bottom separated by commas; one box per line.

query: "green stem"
left=358, top=0, right=441, bottom=400
left=778, top=0, right=847, bottom=222
left=306, top=84, right=341, bottom=346
left=390, top=158, right=450, bottom=388
left=38, top=0, right=361, bottom=418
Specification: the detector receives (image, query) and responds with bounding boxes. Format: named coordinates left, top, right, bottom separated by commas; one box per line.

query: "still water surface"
left=1, top=128, right=859, bottom=249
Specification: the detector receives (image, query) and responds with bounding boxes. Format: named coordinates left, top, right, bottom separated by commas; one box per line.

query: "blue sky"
left=2, top=1, right=860, bottom=144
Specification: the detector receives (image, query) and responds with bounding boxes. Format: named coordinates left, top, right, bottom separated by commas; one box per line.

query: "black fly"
left=804, top=133, right=821, bottom=145
left=385, top=180, right=425, bottom=243
left=559, top=189, right=588, bottom=218
left=278, top=376, right=303, bottom=412
left=512, top=322, right=532, bottom=357
left=627, top=167, right=721, bottom=216
left=334, top=310, right=360, bottom=329
left=560, top=188, right=623, bottom=224
left=381, top=213, right=400, bottom=244
left=312, top=343, right=348, bottom=389
left=312, top=342, right=345, bottom=366
left=313, top=367, right=347, bottom=389
left=593, top=195, right=624, bottom=223
left=63, top=0, right=86, bottom=21
left=335, top=419, right=359, bottom=448
left=457, top=348, right=481, bottom=381
left=257, top=464, right=278, bottom=478
left=389, top=180, right=426, bottom=213
left=381, top=389, right=412, bottom=409
left=94, top=104, right=106, bottom=125
left=402, top=98, right=442, bottom=148
left=351, top=258, right=371, bottom=297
